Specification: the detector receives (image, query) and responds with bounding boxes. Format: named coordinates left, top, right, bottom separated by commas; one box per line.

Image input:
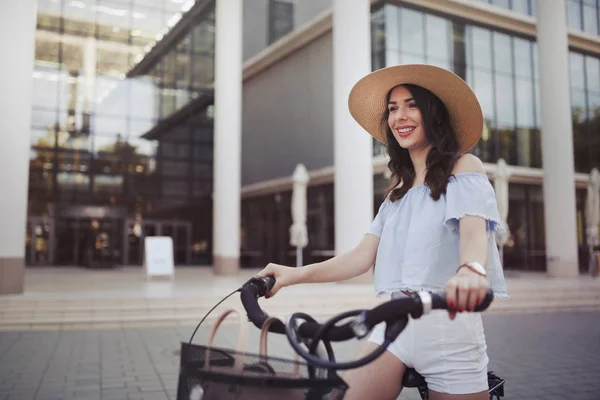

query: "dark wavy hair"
left=383, top=84, right=460, bottom=202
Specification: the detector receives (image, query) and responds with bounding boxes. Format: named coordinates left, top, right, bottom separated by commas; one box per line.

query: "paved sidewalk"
left=1, top=311, right=599, bottom=400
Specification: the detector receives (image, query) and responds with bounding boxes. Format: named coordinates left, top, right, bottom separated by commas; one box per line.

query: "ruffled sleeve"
left=367, top=197, right=392, bottom=238
left=443, top=173, right=505, bottom=234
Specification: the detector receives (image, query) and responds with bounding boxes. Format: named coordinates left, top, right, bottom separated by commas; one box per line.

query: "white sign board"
left=144, top=236, right=175, bottom=279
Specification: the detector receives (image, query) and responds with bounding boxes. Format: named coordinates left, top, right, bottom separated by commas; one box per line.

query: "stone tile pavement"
left=1, top=311, right=599, bottom=400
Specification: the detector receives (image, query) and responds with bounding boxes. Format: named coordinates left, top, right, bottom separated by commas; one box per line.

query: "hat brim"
left=348, top=64, right=483, bottom=153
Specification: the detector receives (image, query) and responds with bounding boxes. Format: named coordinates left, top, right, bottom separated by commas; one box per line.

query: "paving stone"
left=0, top=311, right=598, bottom=400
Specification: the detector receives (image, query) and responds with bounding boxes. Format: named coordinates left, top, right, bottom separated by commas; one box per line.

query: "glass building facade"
left=27, top=0, right=600, bottom=271
left=369, top=2, right=600, bottom=270
left=28, top=0, right=215, bottom=267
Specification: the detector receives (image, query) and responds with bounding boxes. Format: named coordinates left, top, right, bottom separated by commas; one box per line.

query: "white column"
left=333, top=0, right=374, bottom=255
left=212, top=0, right=243, bottom=275
left=536, top=0, right=580, bottom=277
left=0, top=0, right=37, bottom=294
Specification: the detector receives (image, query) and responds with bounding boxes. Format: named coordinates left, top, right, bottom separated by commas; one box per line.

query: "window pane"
left=516, top=78, right=534, bottom=128
left=585, top=55, right=600, bottom=93
left=513, top=38, right=532, bottom=78
left=425, top=14, right=451, bottom=62
left=400, top=8, right=424, bottom=57
left=583, top=4, right=598, bottom=35
left=511, top=0, right=531, bottom=15
left=572, top=88, right=589, bottom=172
left=493, top=32, right=513, bottom=75
left=31, top=107, right=58, bottom=130
left=567, top=0, right=582, bottom=31
left=570, top=52, right=585, bottom=90
left=470, top=27, right=492, bottom=70
left=473, top=70, right=494, bottom=121
left=492, top=0, right=510, bottom=8
left=94, top=115, right=128, bottom=136
left=495, top=74, right=515, bottom=127
left=32, top=68, right=59, bottom=108
left=128, top=77, right=159, bottom=120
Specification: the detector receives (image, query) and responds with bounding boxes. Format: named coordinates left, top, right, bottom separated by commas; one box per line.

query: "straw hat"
left=348, top=64, right=483, bottom=152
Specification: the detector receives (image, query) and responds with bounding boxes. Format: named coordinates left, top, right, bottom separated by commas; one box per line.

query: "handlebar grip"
left=243, top=275, right=276, bottom=298
left=431, top=289, right=494, bottom=312
left=473, top=289, right=494, bottom=312
left=263, top=275, right=275, bottom=294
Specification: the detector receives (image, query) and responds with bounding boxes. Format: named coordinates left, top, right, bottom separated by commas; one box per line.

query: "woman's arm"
left=299, top=234, right=380, bottom=284
left=445, top=154, right=490, bottom=319
left=258, top=234, right=380, bottom=296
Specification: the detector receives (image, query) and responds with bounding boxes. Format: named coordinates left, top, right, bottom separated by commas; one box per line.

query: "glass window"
left=572, top=88, right=589, bottom=172
left=269, top=0, right=294, bottom=44
left=128, top=77, right=159, bottom=120
left=583, top=3, right=598, bottom=35
left=493, top=32, right=513, bottom=75
left=513, top=38, right=532, bottom=79
left=532, top=42, right=539, bottom=80
left=495, top=74, right=515, bottom=127
left=400, top=8, right=424, bottom=57
left=32, top=69, right=60, bottom=109
left=31, top=127, right=56, bottom=149
left=585, top=56, right=600, bottom=94
left=191, top=55, right=214, bottom=89
left=37, top=0, right=62, bottom=30
left=516, top=79, right=534, bottom=128
left=587, top=92, right=600, bottom=120
left=35, top=38, right=60, bottom=66
left=425, top=14, right=451, bottom=63
left=94, top=115, right=128, bottom=136
left=131, top=5, right=164, bottom=48
left=566, top=0, right=583, bottom=31
left=192, top=20, right=215, bottom=55
left=452, top=23, right=467, bottom=79
left=473, top=70, right=495, bottom=121
left=570, top=52, right=586, bottom=90
left=492, top=0, right=510, bottom=8
left=470, top=26, right=492, bottom=70
left=571, top=87, right=587, bottom=123
left=31, top=107, right=58, bottom=130
left=511, top=0, right=531, bottom=15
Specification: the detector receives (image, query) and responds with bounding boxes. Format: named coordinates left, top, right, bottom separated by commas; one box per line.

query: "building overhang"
left=241, top=155, right=592, bottom=199
left=242, top=0, right=600, bottom=83
left=126, top=0, right=215, bottom=78
left=140, top=89, right=214, bottom=140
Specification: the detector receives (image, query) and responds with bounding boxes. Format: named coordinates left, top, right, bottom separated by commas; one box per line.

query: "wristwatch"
left=457, top=261, right=487, bottom=277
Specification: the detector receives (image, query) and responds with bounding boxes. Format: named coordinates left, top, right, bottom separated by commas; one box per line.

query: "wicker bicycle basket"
left=176, top=309, right=348, bottom=400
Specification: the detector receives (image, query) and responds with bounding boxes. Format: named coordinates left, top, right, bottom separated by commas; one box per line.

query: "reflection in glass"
left=400, top=8, right=424, bottom=57
left=583, top=3, right=598, bottom=35
left=493, top=32, right=512, bottom=75
left=470, top=26, right=492, bottom=70
left=426, top=14, right=451, bottom=63
left=570, top=52, right=585, bottom=90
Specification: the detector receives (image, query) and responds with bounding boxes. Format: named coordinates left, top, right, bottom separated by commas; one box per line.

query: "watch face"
left=468, top=262, right=486, bottom=276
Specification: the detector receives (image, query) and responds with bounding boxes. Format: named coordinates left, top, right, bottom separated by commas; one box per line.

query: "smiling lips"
left=396, top=126, right=416, bottom=138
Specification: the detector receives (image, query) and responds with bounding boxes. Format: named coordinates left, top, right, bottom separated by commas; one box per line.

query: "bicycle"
left=177, top=276, right=505, bottom=400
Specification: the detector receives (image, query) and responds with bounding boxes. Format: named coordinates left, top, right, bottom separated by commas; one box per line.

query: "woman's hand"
left=256, top=263, right=306, bottom=298
left=445, top=267, right=489, bottom=320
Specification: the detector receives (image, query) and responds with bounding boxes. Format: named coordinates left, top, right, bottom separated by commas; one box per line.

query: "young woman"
left=257, top=64, right=509, bottom=400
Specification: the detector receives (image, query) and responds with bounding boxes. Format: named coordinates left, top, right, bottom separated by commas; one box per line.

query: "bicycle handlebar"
left=240, top=275, right=494, bottom=342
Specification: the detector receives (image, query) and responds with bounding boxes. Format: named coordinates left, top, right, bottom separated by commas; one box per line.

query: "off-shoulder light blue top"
left=368, top=172, right=509, bottom=299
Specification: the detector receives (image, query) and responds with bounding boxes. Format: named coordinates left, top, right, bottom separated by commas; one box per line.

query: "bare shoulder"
left=452, top=153, right=485, bottom=174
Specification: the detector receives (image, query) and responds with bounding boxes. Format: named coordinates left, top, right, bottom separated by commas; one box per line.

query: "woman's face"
left=387, top=85, right=429, bottom=151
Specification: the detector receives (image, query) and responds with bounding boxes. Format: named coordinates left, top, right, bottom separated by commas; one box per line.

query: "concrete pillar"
left=0, top=0, right=37, bottom=294
left=212, top=0, right=243, bottom=275
left=333, top=0, right=374, bottom=255
left=536, top=0, right=580, bottom=277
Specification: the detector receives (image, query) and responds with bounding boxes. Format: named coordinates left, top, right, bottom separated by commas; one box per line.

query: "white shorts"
left=368, top=309, right=489, bottom=395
